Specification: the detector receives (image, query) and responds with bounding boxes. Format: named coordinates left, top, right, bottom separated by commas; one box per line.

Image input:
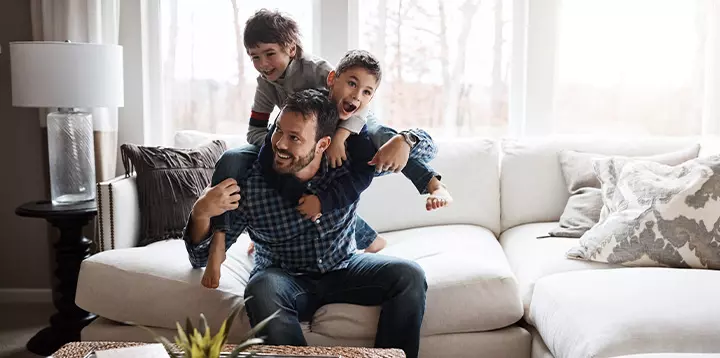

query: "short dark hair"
left=282, top=89, right=338, bottom=141
left=335, top=50, right=382, bottom=83
left=243, top=9, right=303, bottom=58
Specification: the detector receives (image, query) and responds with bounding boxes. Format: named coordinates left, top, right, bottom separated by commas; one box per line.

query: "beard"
left=273, top=146, right=316, bottom=174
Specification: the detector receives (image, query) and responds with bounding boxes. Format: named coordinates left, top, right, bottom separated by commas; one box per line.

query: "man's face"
left=247, top=43, right=295, bottom=82
left=271, top=110, right=319, bottom=174
left=327, top=67, right=378, bottom=120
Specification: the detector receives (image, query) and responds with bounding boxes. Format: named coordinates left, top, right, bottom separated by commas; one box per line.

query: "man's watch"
left=400, top=131, right=418, bottom=148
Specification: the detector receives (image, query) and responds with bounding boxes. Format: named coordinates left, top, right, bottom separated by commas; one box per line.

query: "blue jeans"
left=366, top=113, right=439, bottom=195
left=244, top=254, right=427, bottom=358
left=210, top=145, right=378, bottom=249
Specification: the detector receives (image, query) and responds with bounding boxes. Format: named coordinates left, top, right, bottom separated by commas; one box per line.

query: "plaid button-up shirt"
left=184, top=157, right=369, bottom=278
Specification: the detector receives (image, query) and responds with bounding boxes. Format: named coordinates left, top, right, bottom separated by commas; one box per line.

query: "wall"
left=0, top=0, right=52, bottom=292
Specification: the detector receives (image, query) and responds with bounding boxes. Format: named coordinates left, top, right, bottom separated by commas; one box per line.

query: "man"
left=183, top=89, right=428, bottom=358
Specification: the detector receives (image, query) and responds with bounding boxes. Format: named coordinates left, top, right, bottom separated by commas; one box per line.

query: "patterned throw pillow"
left=120, top=140, right=227, bottom=246
left=566, top=155, right=720, bottom=269
left=549, top=145, right=700, bottom=238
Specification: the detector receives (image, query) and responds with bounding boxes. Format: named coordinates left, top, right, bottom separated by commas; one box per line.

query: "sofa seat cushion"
left=77, top=225, right=522, bottom=339
left=76, top=237, right=255, bottom=331
left=499, top=223, right=621, bottom=316
left=312, top=225, right=523, bottom=338
left=529, top=268, right=720, bottom=358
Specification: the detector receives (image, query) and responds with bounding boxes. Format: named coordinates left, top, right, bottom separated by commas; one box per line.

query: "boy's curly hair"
left=243, top=9, right=303, bottom=58
left=335, top=50, right=382, bottom=83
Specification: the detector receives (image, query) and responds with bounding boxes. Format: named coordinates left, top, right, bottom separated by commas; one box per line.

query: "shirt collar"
left=270, top=56, right=302, bottom=86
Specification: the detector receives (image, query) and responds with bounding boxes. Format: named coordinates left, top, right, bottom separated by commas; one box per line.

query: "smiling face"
left=327, top=67, right=378, bottom=120
left=248, top=43, right=296, bottom=81
left=271, top=110, right=320, bottom=175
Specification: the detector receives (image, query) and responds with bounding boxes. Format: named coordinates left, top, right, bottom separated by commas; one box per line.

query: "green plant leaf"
left=186, top=317, right=195, bottom=337
left=223, top=303, right=243, bottom=345
left=200, top=313, right=211, bottom=343
left=227, top=338, right=264, bottom=358
left=241, top=309, right=280, bottom=342
left=176, top=322, right=190, bottom=348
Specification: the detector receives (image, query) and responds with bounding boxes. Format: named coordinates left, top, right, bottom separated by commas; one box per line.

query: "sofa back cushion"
left=175, top=131, right=502, bottom=236
left=499, top=136, right=701, bottom=232
left=357, top=137, right=501, bottom=235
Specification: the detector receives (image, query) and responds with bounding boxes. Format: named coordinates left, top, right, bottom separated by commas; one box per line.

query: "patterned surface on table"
left=52, top=341, right=406, bottom=358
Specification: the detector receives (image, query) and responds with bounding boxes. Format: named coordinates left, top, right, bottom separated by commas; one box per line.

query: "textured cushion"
left=529, top=268, right=720, bottom=358
left=500, top=136, right=701, bottom=231
left=567, top=155, right=720, bottom=269
left=120, top=140, right=226, bottom=246
left=550, top=146, right=700, bottom=238
left=77, top=225, right=522, bottom=338
left=499, top=223, right=620, bottom=317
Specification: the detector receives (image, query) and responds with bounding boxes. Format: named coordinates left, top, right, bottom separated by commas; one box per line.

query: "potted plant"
left=142, top=297, right=279, bottom=358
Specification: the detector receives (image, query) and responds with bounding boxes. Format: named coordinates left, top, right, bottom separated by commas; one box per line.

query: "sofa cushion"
left=499, top=223, right=621, bottom=316
left=77, top=225, right=521, bottom=339
left=529, top=268, right=720, bottom=358
left=500, top=136, right=701, bottom=231
left=567, top=154, right=720, bottom=269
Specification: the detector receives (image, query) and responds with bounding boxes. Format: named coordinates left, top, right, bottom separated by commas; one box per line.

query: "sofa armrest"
left=96, top=174, right=140, bottom=251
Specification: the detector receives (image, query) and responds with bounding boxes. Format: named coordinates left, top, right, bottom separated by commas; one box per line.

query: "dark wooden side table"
left=16, top=200, right=99, bottom=356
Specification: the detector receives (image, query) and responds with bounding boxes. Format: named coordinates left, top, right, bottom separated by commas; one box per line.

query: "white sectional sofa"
left=75, top=132, right=720, bottom=358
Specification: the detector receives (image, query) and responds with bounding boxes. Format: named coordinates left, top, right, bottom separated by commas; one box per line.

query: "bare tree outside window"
left=360, top=0, right=513, bottom=138
left=160, top=0, right=314, bottom=139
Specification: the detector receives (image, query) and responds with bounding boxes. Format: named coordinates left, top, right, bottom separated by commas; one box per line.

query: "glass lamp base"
left=47, top=110, right=96, bottom=205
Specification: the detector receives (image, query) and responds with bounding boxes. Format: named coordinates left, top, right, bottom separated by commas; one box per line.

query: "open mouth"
left=276, top=151, right=291, bottom=160
left=342, top=101, right=358, bottom=114
left=263, top=69, right=276, bottom=77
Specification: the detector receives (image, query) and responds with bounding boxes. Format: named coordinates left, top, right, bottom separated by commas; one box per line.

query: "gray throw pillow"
left=567, top=154, right=720, bottom=269
left=549, top=145, right=700, bottom=238
left=120, top=140, right=227, bottom=246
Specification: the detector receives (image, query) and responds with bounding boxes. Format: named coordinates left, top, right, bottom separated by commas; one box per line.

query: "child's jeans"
left=209, top=144, right=379, bottom=249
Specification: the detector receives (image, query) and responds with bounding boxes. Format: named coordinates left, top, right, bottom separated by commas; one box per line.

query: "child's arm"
left=328, top=108, right=369, bottom=167
left=313, top=128, right=378, bottom=212
left=246, top=78, right=278, bottom=147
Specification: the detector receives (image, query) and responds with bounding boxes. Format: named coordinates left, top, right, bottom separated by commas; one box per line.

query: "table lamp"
left=10, top=41, right=124, bottom=205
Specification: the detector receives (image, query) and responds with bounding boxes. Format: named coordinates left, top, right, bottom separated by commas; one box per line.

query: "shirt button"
left=315, top=219, right=321, bottom=224
left=318, top=259, right=323, bottom=264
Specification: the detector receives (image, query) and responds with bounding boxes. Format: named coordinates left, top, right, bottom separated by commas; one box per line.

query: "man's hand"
left=297, top=194, right=322, bottom=221
left=192, top=178, right=241, bottom=220
left=368, top=134, right=411, bottom=173
left=328, top=129, right=352, bottom=168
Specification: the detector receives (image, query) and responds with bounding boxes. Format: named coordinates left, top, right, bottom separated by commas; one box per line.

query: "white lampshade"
left=10, top=41, right=124, bottom=108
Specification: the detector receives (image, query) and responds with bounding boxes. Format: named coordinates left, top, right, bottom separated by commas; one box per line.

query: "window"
left=551, top=0, right=710, bottom=136
left=160, top=0, right=314, bottom=137
left=152, top=0, right=719, bottom=143
left=358, top=0, right=514, bottom=138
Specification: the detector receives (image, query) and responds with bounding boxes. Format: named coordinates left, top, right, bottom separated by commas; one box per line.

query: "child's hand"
left=327, top=139, right=347, bottom=168
left=368, top=134, right=411, bottom=173
left=297, top=195, right=322, bottom=221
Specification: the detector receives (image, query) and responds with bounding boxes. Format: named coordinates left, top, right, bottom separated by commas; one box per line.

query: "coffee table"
left=52, top=341, right=406, bottom=358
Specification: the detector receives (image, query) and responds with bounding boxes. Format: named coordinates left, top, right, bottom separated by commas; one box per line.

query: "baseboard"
left=0, top=288, right=52, bottom=304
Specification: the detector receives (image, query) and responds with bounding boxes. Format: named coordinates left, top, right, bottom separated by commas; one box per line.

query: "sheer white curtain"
left=521, top=0, right=720, bottom=138
left=30, top=0, right=121, bottom=182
